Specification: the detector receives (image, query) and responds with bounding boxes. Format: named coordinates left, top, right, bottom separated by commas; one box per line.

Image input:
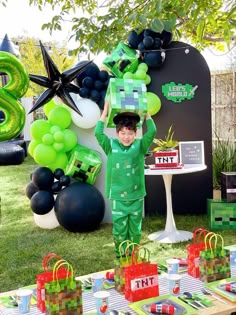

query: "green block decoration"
left=207, top=199, right=236, bottom=230
left=65, top=144, right=102, bottom=185
left=103, top=42, right=139, bottom=78
left=105, top=78, right=148, bottom=128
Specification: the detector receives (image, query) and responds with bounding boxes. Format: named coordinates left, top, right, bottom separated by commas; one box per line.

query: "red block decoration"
left=154, top=150, right=179, bottom=168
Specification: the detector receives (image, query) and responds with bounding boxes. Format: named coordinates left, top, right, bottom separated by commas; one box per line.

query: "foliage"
left=152, top=125, right=179, bottom=151
left=22, top=0, right=236, bottom=55
left=12, top=36, right=77, bottom=97
left=212, top=135, right=236, bottom=189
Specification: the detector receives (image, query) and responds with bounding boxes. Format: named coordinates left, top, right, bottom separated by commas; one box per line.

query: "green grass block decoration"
left=103, top=42, right=139, bottom=78
left=207, top=199, right=236, bottom=230
left=105, top=78, right=148, bottom=128
left=65, top=144, right=102, bottom=185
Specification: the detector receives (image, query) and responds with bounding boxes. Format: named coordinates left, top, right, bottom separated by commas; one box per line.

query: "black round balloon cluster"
left=25, top=166, right=70, bottom=215
left=75, top=61, right=111, bottom=110
left=127, top=28, right=173, bottom=68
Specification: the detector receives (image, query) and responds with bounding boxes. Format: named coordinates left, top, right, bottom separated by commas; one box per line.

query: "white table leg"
left=148, top=174, right=193, bottom=243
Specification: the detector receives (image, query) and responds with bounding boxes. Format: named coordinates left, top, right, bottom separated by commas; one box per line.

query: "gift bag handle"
left=118, top=240, right=132, bottom=257
left=197, top=229, right=210, bottom=244
left=42, top=253, right=62, bottom=272
left=204, top=231, right=216, bottom=249
left=52, top=260, right=75, bottom=291
left=192, top=228, right=204, bottom=244
left=131, top=245, right=150, bottom=265
left=209, top=233, right=225, bottom=257
left=125, top=242, right=139, bottom=258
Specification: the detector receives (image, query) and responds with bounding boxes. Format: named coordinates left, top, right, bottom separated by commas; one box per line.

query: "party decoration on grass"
left=0, top=51, right=29, bottom=141
left=105, top=78, right=147, bottom=128
left=103, top=42, right=139, bottom=78
left=28, top=41, right=92, bottom=115
left=70, top=95, right=101, bottom=129
left=54, top=182, right=105, bottom=232
left=65, top=143, right=102, bottom=185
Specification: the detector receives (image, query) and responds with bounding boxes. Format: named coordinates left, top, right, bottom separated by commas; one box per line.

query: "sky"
left=0, top=0, right=234, bottom=70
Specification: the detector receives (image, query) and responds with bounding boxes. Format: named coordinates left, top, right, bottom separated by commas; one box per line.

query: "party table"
left=1, top=266, right=236, bottom=315
left=145, top=164, right=207, bottom=243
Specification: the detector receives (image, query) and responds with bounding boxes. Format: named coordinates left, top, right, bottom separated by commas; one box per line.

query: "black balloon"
left=51, top=181, right=63, bottom=193
left=161, top=30, right=173, bottom=48
left=32, top=167, right=54, bottom=190
left=75, top=61, right=100, bottom=86
left=59, top=175, right=70, bottom=187
left=143, top=51, right=163, bottom=68
left=25, top=181, right=39, bottom=199
left=28, top=41, right=92, bottom=116
left=54, top=168, right=65, bottom=180
left=54, top=182, right=105, bottom=232
left=30, top=190, right=55, bottom=215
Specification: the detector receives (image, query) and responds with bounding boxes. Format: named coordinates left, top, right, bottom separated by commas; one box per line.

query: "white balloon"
left=33, top=209, right=60, bottom=229
left=71, top=97, right=101, bottom=129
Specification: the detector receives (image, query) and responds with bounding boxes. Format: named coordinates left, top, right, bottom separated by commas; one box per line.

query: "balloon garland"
left=0, top=51, right=29, bottom=141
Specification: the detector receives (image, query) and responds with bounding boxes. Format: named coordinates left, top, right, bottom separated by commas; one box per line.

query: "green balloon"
left=34, top=144, right=57, bottom=165
left=48, top=106, right=71, bottom=129
left=146, top=92, right=161, bottom=116
left=47, top=152, right=68, bottom=172
left=53, top=142, right=65, bottom=152
left=53, top=130, right=64, bottom=142
left=28, top=139, right=40, bottom=157
left=43, top=99, right=57, bottom=117
left=145, top=74, right=151, bottom=85
left=30, top=119, right=51, bottom=140
left=138, top=62, right=148, bottom=72
left=63, top=129, right=78, bottom=152
left=50, top=125, right=61, bottom=134
left=135, top=69, right=146, bottom=80
left=123, top=72, right=134, bottom=79
left=42, top=133, right=54, bottom=145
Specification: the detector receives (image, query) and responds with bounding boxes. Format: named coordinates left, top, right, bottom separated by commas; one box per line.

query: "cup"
left=93, top=291, right=110, bottom=315
left=91, top=273, right=104, bottom=293
left=16, top=289, right=33, bottom=314
left=166, top=258, right=179, bottom=274
left=168, top=274, right=182, bottom=296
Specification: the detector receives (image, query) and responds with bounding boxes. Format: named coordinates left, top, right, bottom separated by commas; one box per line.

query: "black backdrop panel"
left=144, top=41, right=213, bottom=215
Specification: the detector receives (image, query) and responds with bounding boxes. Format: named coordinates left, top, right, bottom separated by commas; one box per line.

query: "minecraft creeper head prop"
left=207, top=199, right=236, bottom=230
left=105, top=78, right=148, bottom=128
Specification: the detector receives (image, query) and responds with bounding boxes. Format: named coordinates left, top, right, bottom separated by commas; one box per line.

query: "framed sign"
left=179, top=141, right=205, bottom=165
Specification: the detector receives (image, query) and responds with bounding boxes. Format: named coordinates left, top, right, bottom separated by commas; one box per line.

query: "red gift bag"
left=36, top=253, right=71, bottom=312
left=187, top=228, right=212, bottom=278
left=124, top=246, right=159, bottom=302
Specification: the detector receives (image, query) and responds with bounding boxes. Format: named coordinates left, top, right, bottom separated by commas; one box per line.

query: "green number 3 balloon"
left=0, top=51, right=29, bottom=141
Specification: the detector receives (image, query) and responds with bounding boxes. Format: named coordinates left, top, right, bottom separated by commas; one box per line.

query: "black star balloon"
left=28, top=41, right=92, bottom=116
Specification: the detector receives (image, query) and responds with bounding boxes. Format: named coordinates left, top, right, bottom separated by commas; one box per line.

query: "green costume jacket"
left=94, top=119, right=156, bottom=200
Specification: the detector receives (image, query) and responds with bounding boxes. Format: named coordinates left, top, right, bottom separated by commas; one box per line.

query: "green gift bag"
left=199, top=232, right=231, bottom=283
left=45, top=260, right=83, bottom=315
left=114, top=240, right=139, bottom=294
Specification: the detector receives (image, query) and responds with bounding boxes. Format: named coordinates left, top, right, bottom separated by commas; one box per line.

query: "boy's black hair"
left=116, top=117, right=138, bottom=132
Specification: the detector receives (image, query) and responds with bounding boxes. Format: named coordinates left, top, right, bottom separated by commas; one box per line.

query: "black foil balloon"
left=30, top=190, right=55, bottom=215
left=32, top=167, right=54, bottom=190
left=28, top=41, right=92, bottom=116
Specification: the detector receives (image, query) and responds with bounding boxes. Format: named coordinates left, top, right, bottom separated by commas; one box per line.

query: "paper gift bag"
left=187, top=228, right=211, bottom=278
left=124, top=246, right=159, bottom=302
left=114, top=240, right=138, bottom=294
left=199, top=233, right=231, bottom=283
left=45, top=260, right=82, bottom=315
left=36, top=253, right=71, bottom=312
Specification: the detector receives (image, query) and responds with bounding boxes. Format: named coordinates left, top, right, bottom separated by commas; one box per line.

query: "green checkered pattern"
left=105, top=78, right=148, bottom=128
left=103, top=42, right=139, bottom=78
left=65, top=144, right=102, bottom=185
left=207, top=199, right=236, bottom=230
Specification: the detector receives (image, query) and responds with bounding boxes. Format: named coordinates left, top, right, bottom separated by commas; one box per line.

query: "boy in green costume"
left=94, top=102, right=156, bottom=257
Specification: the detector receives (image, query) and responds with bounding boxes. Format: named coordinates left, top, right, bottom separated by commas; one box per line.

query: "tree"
left=12, top=37, right=76, bottom=97
left=25, top=0, right=236, bottom=55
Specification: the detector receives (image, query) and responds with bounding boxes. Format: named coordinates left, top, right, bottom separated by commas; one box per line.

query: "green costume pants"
left=111, top=198, right=144, bottom=257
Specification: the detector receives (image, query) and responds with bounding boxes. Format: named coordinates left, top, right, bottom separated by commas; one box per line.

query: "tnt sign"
left=154, top=150, right=179, bottom=167
left=130, top=275, right=158, bottom=291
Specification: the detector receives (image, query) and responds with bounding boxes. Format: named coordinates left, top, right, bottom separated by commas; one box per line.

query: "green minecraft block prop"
left=105, top=78, right=148, bottom=128
left=207, top=199, right=236, bottom=230
left=103, top=42, right=139, bottom=78
left=65, top=144, right=102, bottom=185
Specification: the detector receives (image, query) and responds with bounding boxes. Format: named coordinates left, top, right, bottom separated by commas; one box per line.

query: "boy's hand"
left=100, top=101, right=109, bottom=121
left=146, top=112, right=151, bottom=120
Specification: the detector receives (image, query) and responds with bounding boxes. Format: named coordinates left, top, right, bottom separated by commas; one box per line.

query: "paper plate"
left=205, top=276, right=236, bottom=302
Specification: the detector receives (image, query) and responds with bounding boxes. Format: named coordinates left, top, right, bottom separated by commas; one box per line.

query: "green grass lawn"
left=0, top=156, right=235, bottom=293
